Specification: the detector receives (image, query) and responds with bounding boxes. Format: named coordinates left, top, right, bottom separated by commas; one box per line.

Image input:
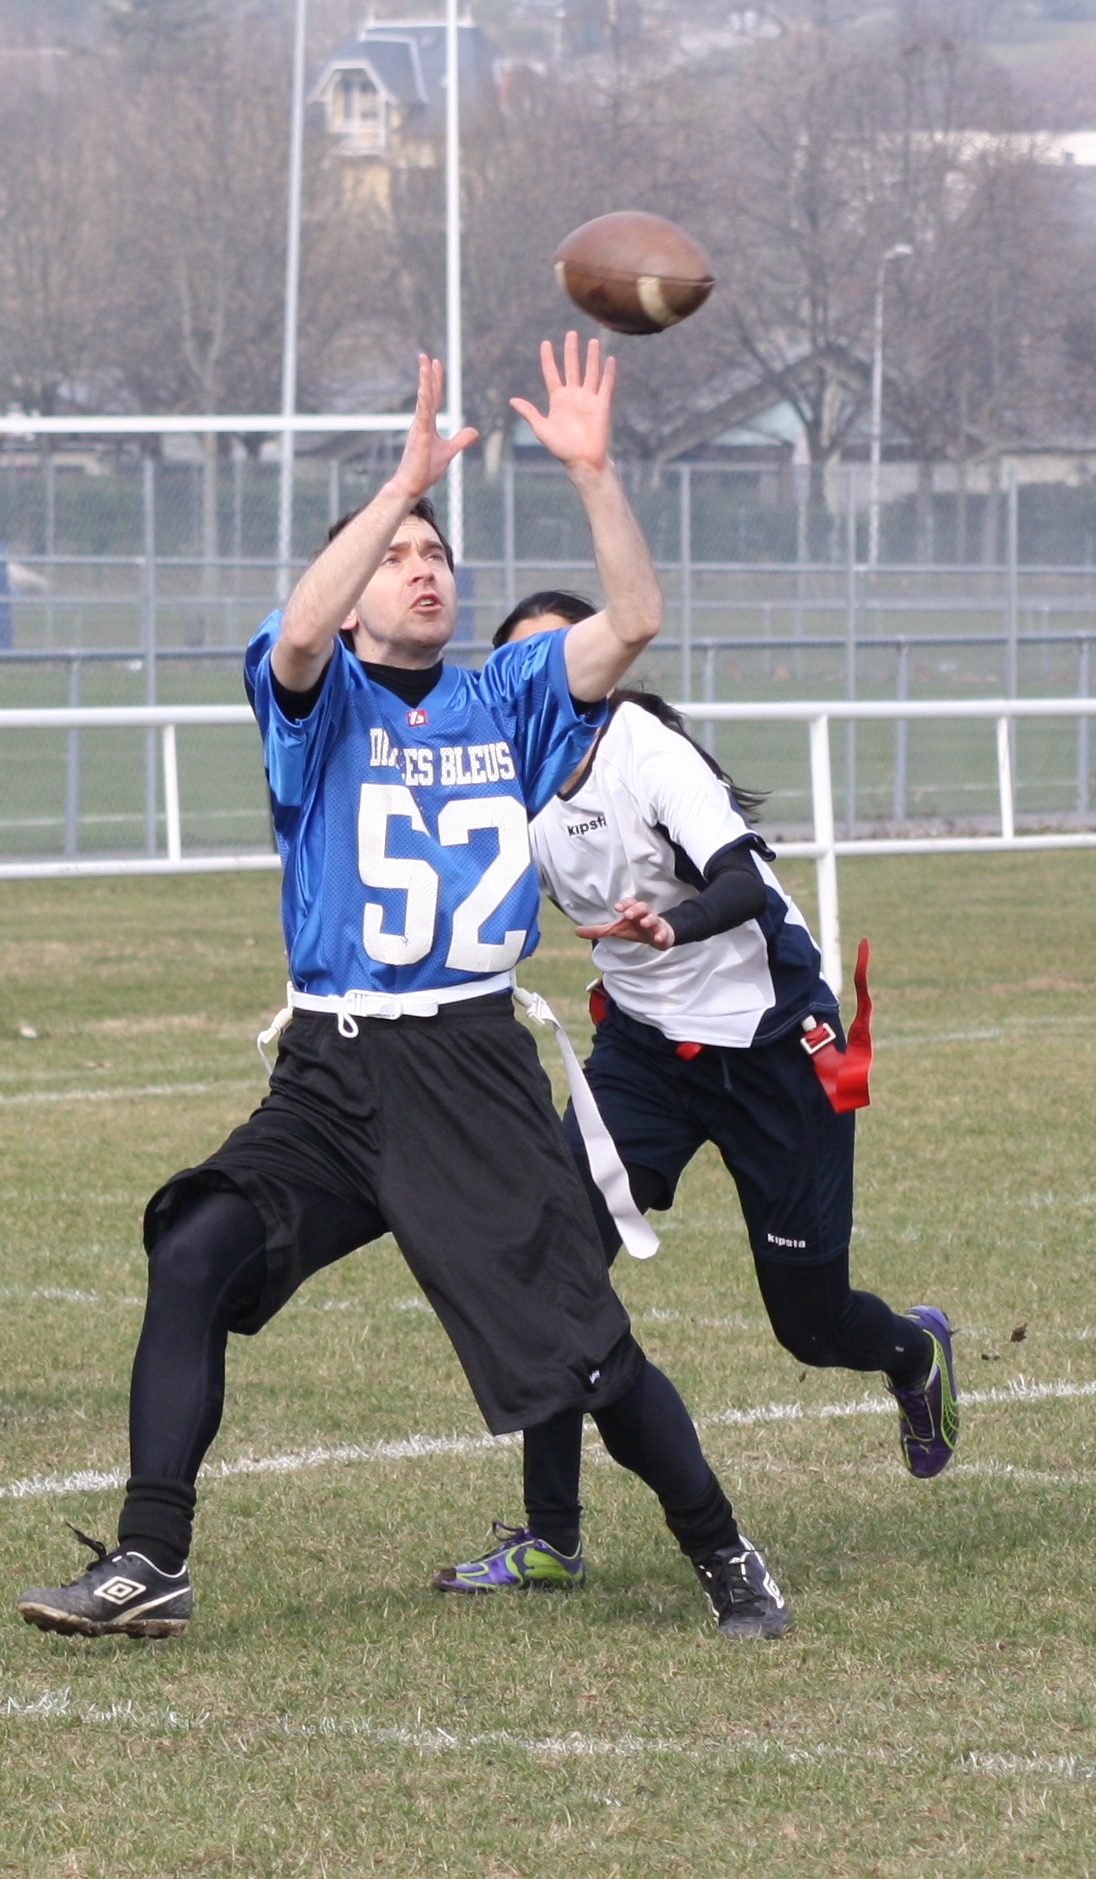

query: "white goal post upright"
left=444, top=0, right=465, bottom=565
left=277, top=0, right=310, bottom=603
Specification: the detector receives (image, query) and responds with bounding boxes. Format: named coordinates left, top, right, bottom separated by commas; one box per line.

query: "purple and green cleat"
left=886, top=1305, right=959, bottom=1478
left=432, top=1521, right=585, bottom=1593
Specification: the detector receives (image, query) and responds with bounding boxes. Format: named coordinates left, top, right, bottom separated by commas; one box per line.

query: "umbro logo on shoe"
left=96, top=1574, right=147, bottom=1606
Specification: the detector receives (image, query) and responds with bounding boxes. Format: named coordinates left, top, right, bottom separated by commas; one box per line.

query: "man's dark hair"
left=323, top=495, right=455, bottom=570
left=492, top=589, right=596, bottom=649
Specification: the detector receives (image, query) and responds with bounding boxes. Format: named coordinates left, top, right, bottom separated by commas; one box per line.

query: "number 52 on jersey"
left=357, top=783, right=533, bottom=974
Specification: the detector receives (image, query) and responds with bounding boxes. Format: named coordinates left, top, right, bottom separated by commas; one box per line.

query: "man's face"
left=350, top=517, right=457, bottom=667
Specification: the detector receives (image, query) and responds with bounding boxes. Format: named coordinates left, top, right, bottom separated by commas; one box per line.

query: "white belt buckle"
left=800, top=1015, right=837, bottom=1057
left=371, top=997, right=403, bottom=1021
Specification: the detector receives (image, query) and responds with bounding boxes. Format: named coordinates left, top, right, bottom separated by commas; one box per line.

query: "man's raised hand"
left=393, top=355, right=478, bottom=501
left=510, top=333, right=615, bottom=475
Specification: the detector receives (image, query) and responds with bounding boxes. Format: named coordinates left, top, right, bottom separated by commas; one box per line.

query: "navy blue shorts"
left=563, top=1000, right=854, bottom=1267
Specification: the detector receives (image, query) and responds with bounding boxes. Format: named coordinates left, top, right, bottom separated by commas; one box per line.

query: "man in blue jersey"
left=17, top=334, right=789, bottom=1643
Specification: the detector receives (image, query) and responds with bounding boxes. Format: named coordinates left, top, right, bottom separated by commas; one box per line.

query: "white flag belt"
left=256, top=972, right=512, bottom=1066
left=512, top=985, right=659, bottom=1262
left=255, top=974, right=659, bottom=1261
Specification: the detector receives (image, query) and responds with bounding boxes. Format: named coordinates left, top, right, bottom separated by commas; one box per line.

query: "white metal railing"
left=677, top=697, right=1096, bottom=991
left=1, top=698, right=1095, bottom=995
left=0, top=704, right=277, bottom=882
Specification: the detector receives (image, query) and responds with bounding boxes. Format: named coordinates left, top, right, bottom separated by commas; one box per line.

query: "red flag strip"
left=799, top=937, right=873, bottom=1113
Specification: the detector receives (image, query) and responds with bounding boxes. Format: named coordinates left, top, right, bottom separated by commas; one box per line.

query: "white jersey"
left=530, top=701, right=836, bottom=1049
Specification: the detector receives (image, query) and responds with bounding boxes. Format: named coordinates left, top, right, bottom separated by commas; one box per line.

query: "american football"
left=552, top=209, right=715, bottom=335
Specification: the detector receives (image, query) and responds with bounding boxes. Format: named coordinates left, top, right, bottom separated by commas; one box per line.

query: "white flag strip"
left=513, top=985, right=659, bottom=1261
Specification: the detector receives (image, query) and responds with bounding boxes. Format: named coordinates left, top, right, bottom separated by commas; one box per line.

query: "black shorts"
left=144, top=995, right=641, bottom=1435
left=562, top=1000, right=854, bottom=1268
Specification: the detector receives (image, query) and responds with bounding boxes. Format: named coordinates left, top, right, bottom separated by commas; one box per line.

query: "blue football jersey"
left=245, top=615, right=606, bottom=997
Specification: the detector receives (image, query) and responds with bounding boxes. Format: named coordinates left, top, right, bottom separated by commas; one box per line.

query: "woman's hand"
left=574, top=896, right=675, bottom=949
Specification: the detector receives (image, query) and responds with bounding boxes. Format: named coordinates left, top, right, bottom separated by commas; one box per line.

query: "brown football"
left=553, top=211, right=715, bottom=336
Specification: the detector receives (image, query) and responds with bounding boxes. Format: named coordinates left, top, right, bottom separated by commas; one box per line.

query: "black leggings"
left=129, top=1190, right=267, bottom=1484
left=120, top=1192, right=267, bottom=1569
left=577, top=1152, right=930, bottom=1383
left=121, top=1190, right=738, bottom=1570
left=525, top=1360, right=737, bottom=1561
left=518, top=1154, right=933, bottom=1552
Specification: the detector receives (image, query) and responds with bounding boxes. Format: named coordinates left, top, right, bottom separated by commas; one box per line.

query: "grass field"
left=0, top=856, right=1095, bottom=1876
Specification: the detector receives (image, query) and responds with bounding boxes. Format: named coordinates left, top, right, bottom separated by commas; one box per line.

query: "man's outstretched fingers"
left=540, top=337, right=563, bottom=394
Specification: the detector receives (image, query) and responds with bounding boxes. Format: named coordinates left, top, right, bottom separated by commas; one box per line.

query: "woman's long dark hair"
left=612, top=687, right=767, bottom=820
left=493, top=590, right=767, bottom=823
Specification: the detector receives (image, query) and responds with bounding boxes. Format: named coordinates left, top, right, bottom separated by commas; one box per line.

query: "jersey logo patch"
left=406, top=708, right=428, bottom=727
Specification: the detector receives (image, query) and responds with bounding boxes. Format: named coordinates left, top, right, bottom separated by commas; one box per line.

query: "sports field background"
left=0, top=653, right=1091, bottom=861
left=0, top=855, right=1094, bottom=1876
left=3, top=456, right=1096, bottom=859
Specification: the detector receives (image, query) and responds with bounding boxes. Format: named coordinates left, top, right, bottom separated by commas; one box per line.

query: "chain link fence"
left=1, top=447, right=1094, bottom=862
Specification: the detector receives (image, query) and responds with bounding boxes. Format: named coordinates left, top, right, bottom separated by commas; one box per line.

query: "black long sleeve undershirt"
left=270, top=654, right=598, bottom=719
left=271, top=657, right=443, bottom=719
left=662, top=841, right=768, bottom=947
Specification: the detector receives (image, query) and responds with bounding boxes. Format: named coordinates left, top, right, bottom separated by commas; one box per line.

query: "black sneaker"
left=17, top=1529, right=191, bottom=1638
left=692, top=1535, right=790, bottom=1639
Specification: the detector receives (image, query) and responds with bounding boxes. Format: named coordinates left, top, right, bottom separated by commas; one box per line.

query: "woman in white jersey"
left=437, top=591, right=959, bottom=1594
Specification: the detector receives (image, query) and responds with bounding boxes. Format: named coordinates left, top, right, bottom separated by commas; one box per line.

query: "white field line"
left=0, top=1431, right=523, bottom=1502
left=963, top=1751, right=1096, bottom=1782
left=2, top=1686, right=1093, bottom=1783
left=874, top=1012, right=1096, bottom=1049
left=9, top=1281, right=1096, bottom=1349
left=2, top=1375, right=1094, bottom=1506
left=0, top=1686, right=829, bottom=1764
left=0, top=1077, right=258, bottom=1108
left=0, top=1285, right=430, bottom=1315
left=952, top=1460, right=1096, bottom=1487
left=0, top=1016, right=1087, bottom=1124
left=643, top=1306, right=766, bottom=1332
left=3, top=1008, right=1093, bottom=1113
left=0, top=1285, right=136, bottom=1307
left=700, top=1374, right=1096, bottom=1430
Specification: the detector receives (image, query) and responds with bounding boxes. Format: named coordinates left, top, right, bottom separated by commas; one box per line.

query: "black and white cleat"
left=17, top=1528, right=191, bottom=1639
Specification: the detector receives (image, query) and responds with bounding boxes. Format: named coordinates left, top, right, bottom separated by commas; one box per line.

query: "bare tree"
left=0, top=92, right=114, bottom=413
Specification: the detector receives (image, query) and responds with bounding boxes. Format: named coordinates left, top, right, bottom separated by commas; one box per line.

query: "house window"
left=337, top=73, right=380, bottom=127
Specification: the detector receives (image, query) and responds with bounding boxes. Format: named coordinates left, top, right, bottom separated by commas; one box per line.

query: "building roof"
left=311, top=20, right=498, bottom=134
left=365, top=37, right=428, bottom=107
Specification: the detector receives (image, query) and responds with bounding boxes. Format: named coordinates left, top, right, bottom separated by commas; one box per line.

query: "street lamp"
left=868, top=242, right=912, bottom=570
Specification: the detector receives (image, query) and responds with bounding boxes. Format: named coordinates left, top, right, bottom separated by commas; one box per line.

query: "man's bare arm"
left=272, top=356, right=477, bottom=693
left=510, top=334, right=662, bottom=703
left=561, top=461, right=663, bottom=700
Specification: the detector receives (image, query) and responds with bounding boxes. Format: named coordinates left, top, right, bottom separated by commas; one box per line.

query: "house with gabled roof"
left=310, top=17, right=499, bottom=167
